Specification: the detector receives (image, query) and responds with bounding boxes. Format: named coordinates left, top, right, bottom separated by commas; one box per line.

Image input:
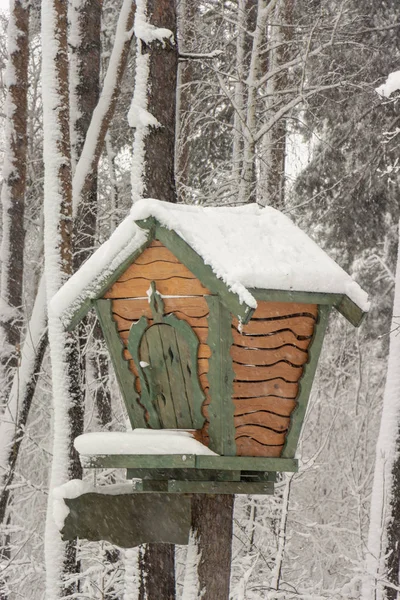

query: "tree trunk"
left=362, top=226, right=400, bottom=600
left=259, top=0, right=294, bottom=209
left=185, top=495, right=234, bottom=599
left=41, top=0, right=84, bottom=596
left=132, top=0, right=178, bottom=595
left=0, top=0, right=30, bottom=405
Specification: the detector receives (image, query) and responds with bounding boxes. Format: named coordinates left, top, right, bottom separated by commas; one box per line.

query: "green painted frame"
left=282, top=304, right=332, bottom=458
left=94, top=299, right=147, bottom=429
left=206, top=296, right=236, bottom=456
left=127, top=282, right=205, bottom=430
left=79, top=453, right=298, bottom=472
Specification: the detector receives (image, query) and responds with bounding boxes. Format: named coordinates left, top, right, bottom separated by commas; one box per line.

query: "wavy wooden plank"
left=112, top=297, right=210, bottom=319
left=124, top=342, right=211, bottom=362
left=117, top=261, right=197, bottom=281
left=234, top=411, right=290, bottom=431
left=232, top=328, right=311, bottom=350
left=134, top=244, right=180, bottom=264
left=235, top=437, right=284, bottom=457
left=232, top=316, right=315, bottom=338
left=235, top=424, right=287, bottom=445
left=234, top=397, right=296, bottom=416
left=233, top=379, right=298, bottom=399
left=113, top=313, right=209, bottom=331
left=232, top=362, right=303, bottom=382
left=252, top=301, right=318, bottom=319
left=105, top=277, right=211, bottom=298
left=231, top=344, right=308, bottom=366
left=119, top=325, right=208, bottom=345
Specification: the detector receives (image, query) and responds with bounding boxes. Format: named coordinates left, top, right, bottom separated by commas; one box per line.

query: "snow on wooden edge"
left=74, top=430, right=218, bottom=457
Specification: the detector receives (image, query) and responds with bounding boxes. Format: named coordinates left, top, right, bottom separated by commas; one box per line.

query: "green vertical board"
left=95, top=299, right=147, bottom=429
left=282, top=304, right=331, bottom=458
left=206, top=296, right=236, bottom=456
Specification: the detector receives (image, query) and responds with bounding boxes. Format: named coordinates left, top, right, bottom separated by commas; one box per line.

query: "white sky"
left=0, top=0, right=8, bottom=12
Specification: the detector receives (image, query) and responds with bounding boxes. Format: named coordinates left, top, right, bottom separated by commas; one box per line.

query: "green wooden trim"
left=336, top=294, right=366, bottom=327
left=80, top=453, right=197, bottom=469
left=249, top=289, right=366, bottom=327
left=168, top=480, right=274, bottom=495
left=127, top=315, right=160, bottom=428
left=195, top=455, right=298, bottom=472
left=206, top=296, right=236, bottom=456
left=250, top=289, right=342, bottom=306
left=136, top=218, right=255, bottom=324
left=282, top=304, right=331, bottom=458
left=126, top=468, right=241, bottom=481
left=65, top=237, right=153, bottom=331
left=94, top=300, right=147, bottom=429
left=80, top=453, right=298, bottom=472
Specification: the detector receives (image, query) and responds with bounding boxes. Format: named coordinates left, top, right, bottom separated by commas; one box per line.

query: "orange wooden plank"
left=231, top=344, right=308, bottom=366
left=235, top=425, right=286, bottom=445
left=234, top=411, right=290, bottom=431
left=232, top=362, right=303, bottom=382
left=134, top=245, right=180, bottom=265
left=117, top=261, right=197, bottom=282
left=235, top=437, right=283, bottom=457
left=233, top=397, right=297, bottom=417
left=232, top=328, right=311, bottom=349
left=252, top=301, right=318, bottom=319
left=232, top=316, right=315, bottom=338
left=111, top=297, right=210, bottom=320
left=113, top=313, right=209, bottom=331
left=233, top=379, right=298, bottom=399
left=105, top=277, right=210, bottom=298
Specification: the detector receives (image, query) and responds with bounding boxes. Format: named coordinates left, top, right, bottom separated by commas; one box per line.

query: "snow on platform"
left=74, top=429, right=218, bottom=457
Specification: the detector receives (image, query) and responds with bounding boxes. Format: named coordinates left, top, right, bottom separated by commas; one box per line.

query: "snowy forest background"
left=0, top=0, right=400, bottom=598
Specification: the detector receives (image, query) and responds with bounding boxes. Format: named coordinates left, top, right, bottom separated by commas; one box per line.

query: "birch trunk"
left=41, top=0, right=84, bottom=596
left=362, top=226, right=400, bottom=600
left=259, top=0, right=294, bottom=208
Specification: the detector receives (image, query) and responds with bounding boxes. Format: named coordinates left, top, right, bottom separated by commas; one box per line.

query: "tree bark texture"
left=0, top=0, right=30, bottom=399
left=138, top=544, right=175, bottom=600
left=191, top=494, right=234, bottom=600
left=260, top=0, right=294, bottom=209
left=143, top=0, right=178, bottom=203
left=71, top=0, right=102, bottom=268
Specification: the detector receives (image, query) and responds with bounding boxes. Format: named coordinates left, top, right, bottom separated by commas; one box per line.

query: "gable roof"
left=50, top=199, right=369, bottom=329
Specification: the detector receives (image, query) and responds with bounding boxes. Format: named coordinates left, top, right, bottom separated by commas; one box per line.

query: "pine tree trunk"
left=142, top=0, right=178, bottom=203
left=0, top=3, right=30, bottom=597
left=0, top=0, right=30, bottom=406
left=135, top=0, right=178, bottom=595
left=190, top=494, right=234, bottom=599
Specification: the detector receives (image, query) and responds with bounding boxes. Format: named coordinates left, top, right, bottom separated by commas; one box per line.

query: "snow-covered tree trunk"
left=41, top=0, right=83, bottom=596
left=238, top=0, right=275, bottom=204
left=362, top=224, right=400, bottom=600
left=259, top=0, right=294, bottom=208
left=0, top=0, right=30, bottom=405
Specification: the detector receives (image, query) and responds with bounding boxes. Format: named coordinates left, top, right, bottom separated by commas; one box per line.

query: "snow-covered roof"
left=51, top=199, right=369, bottom=327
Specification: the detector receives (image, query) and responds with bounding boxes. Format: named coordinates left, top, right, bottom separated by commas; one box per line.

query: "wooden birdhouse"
left=52, top=200, right=368, bottom=545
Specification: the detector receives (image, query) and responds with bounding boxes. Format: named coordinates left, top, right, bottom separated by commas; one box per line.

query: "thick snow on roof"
left=51, top=199, right=369, bottom=323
